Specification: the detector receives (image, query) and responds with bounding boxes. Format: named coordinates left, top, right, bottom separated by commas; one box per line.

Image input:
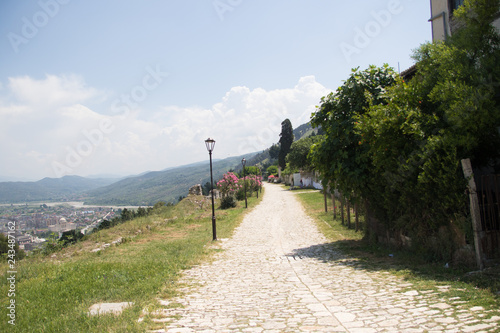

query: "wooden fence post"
left=461, top=158, right=485, bottom=270
left=324, top=188, right=328, bottom=213
left=332, top=193, right=336, bottom=220
left=346, top=200, right=351, bottom=229
left=340, top=193, right=345, bottom=225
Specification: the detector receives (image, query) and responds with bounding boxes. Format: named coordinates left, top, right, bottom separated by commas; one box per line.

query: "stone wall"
left=188, top=184, right=203, bottom=196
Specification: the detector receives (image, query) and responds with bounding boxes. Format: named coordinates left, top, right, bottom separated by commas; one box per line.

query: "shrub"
left=235, top=189, right=246, bottom=201
left=59, top=230, right=84, bottom=246
left=220, top=195, right=237, bottom=209
left=216, top=172, right=241, bottom=198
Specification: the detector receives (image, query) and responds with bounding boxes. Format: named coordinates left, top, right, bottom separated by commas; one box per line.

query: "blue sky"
left=0, top=0, right=431, bottom=181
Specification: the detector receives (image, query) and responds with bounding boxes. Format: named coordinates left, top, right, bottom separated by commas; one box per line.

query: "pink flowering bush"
left=216, top=172, right=241, bottom=198
left=246, top=175, right=262, bottom=192
left=237, top=175, right=262, bottom=199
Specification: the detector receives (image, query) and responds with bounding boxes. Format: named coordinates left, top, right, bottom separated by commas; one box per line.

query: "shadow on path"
left=284, top=240, right=500, bottom=290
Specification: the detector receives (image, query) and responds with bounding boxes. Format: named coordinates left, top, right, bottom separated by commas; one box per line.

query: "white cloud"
left=0, top=74, right=331, bottom=180
left=153, top=75, right=331, bottom=163
left=8, top=74, right=100, bottom=110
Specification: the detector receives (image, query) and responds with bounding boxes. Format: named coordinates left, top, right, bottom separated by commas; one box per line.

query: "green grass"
left=294, top=188, right=500, bottom=314
left=0, top=192, right=263, bottom=333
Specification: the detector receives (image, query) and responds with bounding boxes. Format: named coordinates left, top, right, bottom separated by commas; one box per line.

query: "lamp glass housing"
left=205, top=138, right=215, bottom=152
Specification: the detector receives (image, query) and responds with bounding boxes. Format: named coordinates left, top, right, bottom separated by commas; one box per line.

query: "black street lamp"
left=257, top=167, right=261, bottom=198
left=205, top=138, right=216, bottom=241
left=242, top=158, right=247, bottom=208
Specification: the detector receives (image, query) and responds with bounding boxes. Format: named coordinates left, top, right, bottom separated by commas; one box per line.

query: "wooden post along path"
left=461, top=158, right=485, bottom=270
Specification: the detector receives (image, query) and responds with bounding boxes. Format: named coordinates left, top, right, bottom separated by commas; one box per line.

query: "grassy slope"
left=0, top=191, right=263, bottom=333
left=294, top=188, right=500, bottom=315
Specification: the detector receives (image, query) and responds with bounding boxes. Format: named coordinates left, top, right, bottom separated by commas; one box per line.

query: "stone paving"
left=147, top=183, right=500, bottom=332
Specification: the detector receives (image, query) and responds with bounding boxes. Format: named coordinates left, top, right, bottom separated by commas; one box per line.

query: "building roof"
left=400, top=64, right=417, bottom=80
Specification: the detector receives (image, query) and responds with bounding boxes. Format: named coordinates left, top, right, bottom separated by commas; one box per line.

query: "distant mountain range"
left=83, top=154, right=258, bottom=206
left=0, top=154, right=258, bottom=206
left=0, top=176, right=117, bottom=204
left=0, top=122, right=317, bottom=206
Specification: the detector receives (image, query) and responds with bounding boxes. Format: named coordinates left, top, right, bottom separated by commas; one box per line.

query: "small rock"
left=88, top=302, right=134, bottom=316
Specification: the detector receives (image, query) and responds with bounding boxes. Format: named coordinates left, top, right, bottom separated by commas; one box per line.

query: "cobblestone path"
left=150, top=183, right=500, bottom=332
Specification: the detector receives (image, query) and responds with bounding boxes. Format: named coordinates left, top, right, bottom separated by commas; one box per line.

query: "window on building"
left=450, top=0, right=464, bottom=11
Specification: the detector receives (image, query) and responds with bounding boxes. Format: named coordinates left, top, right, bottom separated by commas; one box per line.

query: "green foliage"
left=239, top=166, right=260, bottom=178
left=59, top=230, right=84, bottom=246
left=286, top=135, right=324, bottom=171
left=309, top=0, right=500, bottom=257
left=136, top=207, right=147, bottom=217
left=281, top=162, right=298, bottom=176
left=92, top=204, right=160, bottom=235
left=202, top=182, right=212, bottom=196
left=39, top=233, right=65, bottom=255
left=0, top=233, right=25, bottom=261
left=121, top=208, right=134, bottom=221
left=310, top=64, right=398, bottom=201
left=308, top=0, right=500, bottom=256
left=278, top=119, right=294, bottom=169
left=235, top=189, right=246, bottom=201
left=153, top=201, right=166, bottom=210
left=266, top=165, right=278, bottom=176
left=220, top=195, right=237, bottom=209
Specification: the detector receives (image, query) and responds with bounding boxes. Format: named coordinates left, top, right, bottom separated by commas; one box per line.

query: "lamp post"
left=257, top=167, right=261, bottom=197
left=242, top=158, right=247, bottom=208
left=205, top=138, right=216, bottom=241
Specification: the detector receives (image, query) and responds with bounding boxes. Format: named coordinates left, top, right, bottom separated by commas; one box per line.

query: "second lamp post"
left=205, top=138, right=216, bottom=241
left=242, top=158, right=248, bottom=208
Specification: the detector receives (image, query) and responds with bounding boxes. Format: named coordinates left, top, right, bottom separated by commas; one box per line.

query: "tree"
left=202, top=182, right=212, bottom=196
left=266, top=165, right=278, bottom=176
left=238, top=166, right=260, bottom=178
left=278, top=119, right=294, bottom=170
left=153, top=201, right=166, bottom=210
left=350, top=0, right=500, bottom=258
left=136, top=207, right=147, bottom=217
left=0, top=233, right=25, bottom=260
left=59, top=230, right=84, bottom=246
left=310, top=64, right=397, bottom=202
left=286, top=135, right=324, bottom=172
left=120, top=208, right=134, bottom=221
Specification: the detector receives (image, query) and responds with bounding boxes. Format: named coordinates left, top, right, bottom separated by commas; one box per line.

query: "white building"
left=429, top=0, right=500, bottom=42
left=48, top=217, right=76, bottom=234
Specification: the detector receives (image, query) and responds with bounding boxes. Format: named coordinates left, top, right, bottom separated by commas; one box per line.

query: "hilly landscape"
left=0, top=176, right=117, bottom=204
left=0, top=122, right=316, bottom=206
left=83, top=153, right=259, bottom=206
left=0, top=154, right=261, bottom=206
